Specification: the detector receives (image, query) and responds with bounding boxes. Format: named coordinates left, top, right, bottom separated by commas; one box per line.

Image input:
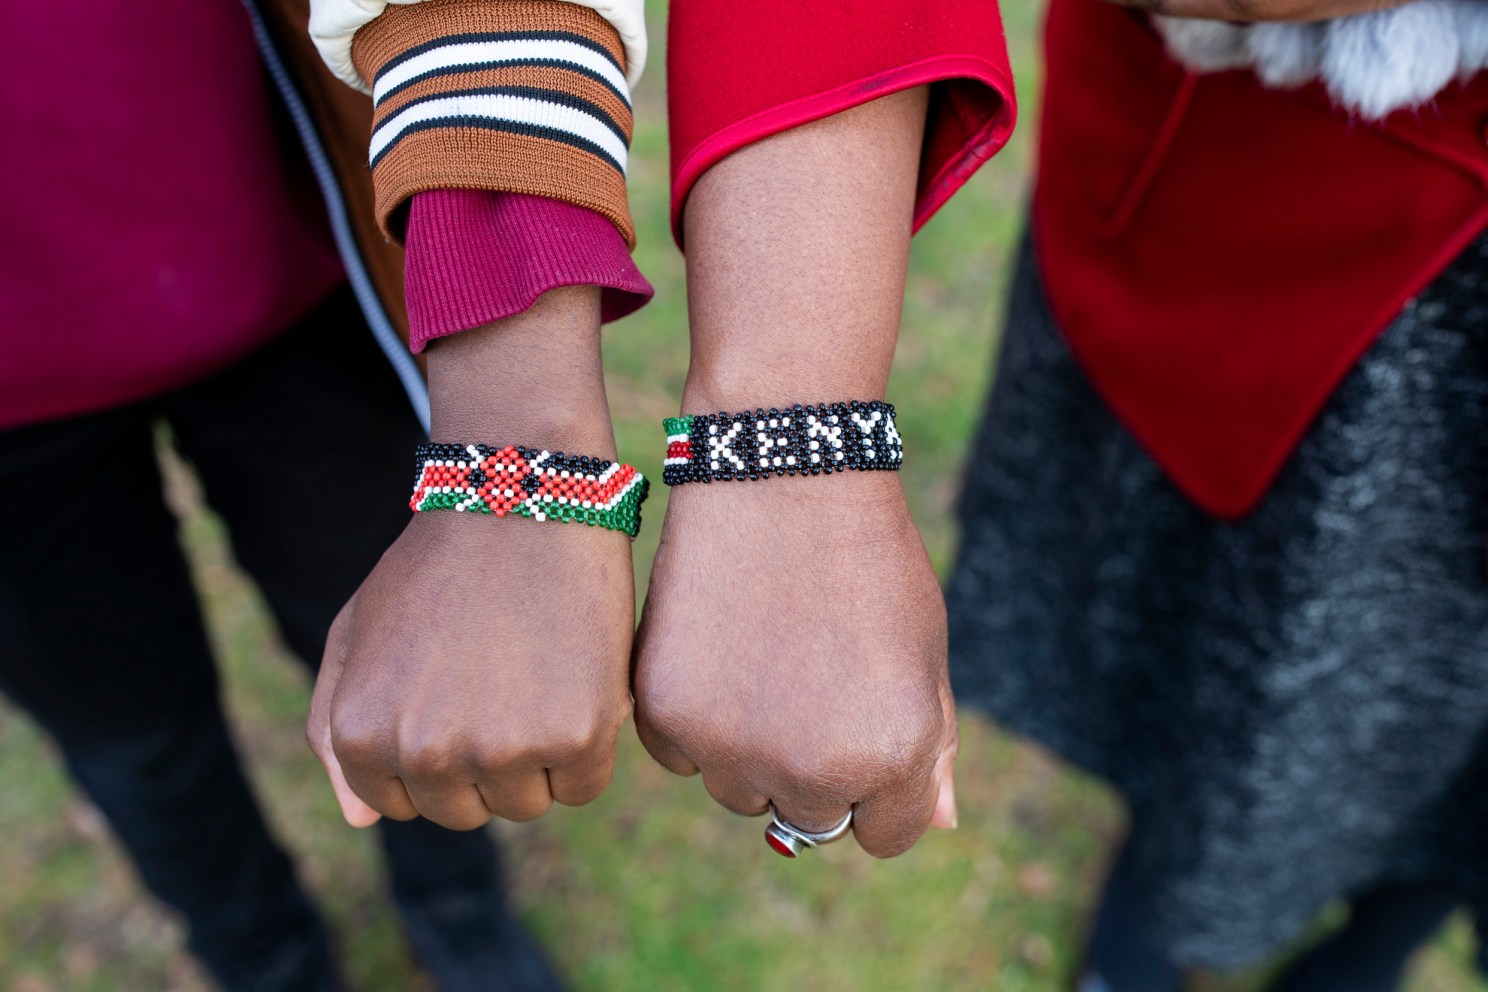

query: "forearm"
left=680, top=88, right=929, bottom=412
left=636, top=89, right=955, bottom=858
left=425, top=284, right=615, bottom=456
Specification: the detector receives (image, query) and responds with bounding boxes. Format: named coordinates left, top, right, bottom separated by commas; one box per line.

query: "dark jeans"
left=0, top=288, right=504, bottom=990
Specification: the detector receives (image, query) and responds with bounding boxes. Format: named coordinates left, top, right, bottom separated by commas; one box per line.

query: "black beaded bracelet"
left=662, top=401, right=903, bottom=485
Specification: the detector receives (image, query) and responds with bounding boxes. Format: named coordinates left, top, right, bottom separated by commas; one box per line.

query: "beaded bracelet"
left=663, top=400, right=903, bottom=486
left=410, top=443, right=648, bottom=538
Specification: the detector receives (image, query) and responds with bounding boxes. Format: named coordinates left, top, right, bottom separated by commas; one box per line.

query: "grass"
left=1, top=4, right=1484, bottom=990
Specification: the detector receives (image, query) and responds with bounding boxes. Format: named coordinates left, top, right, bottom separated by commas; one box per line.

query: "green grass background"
left=1, top=3, right=1484, bottom=989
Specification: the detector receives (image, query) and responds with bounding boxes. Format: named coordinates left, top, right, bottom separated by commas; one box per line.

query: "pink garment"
left=404, top=190, right=652, bottom=353
left=0, top=1, right=346, bottom=430
left=1, top=4, right=651, bottom=431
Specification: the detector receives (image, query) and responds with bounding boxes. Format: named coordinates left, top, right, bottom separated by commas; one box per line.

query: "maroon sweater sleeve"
left=666, top=0, right=1017, bottom=246
left=403, top=190, right=653, bottom=354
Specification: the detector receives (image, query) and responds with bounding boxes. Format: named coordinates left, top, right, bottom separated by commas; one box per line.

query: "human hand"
left=309, top=510, right=634, bottom=829
left=306, top=286, right=635, bottom=829
left=632, top=472, right=957, bottom=858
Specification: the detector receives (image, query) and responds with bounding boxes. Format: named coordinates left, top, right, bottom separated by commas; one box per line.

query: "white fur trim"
left=1247, top=22, right=1324, bottom=87
left=1151, top=19, right=1251, bottom=71
left=309, top=0, right=647, bottom=96
left=1155, top=2, right=1488, bottom=119
left=1457, top=3, right=1488, bottom=73
left=1322, top=4, right=1459, bottom=119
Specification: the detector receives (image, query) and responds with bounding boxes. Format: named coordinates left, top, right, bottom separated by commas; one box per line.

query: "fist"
left=308, top=511, right=634, bottom=829
left=633, top=474, right=957, bottom=858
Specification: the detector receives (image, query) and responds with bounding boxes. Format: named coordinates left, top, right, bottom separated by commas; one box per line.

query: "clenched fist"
left=633, top=473, right=957, bottom=858
left=306, top=285, right=635, bottom=830
left=309, top=509, right=635, bottom=829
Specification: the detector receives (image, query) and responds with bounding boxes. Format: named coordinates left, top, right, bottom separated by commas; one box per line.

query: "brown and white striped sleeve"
left=350, top=0, right=635, bottom=246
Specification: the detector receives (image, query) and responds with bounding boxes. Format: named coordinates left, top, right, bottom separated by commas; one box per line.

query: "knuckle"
left=535, top=723, right=606, bottom=766
left=329, top=718, right=389, bottom=771
left=635, top=668, right=692, bottom=735
left=397, top=739, right=460, bottom=781
left=776, top=748, right=842, bottom=789
left=474, top=741, right=527, bottom=776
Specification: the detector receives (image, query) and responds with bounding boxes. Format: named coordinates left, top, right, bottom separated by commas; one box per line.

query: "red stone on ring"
left=766, top=830, right=797, bottom=858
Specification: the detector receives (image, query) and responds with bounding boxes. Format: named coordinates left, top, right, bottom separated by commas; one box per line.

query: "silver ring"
left=764, top=802, right=853, bottom=858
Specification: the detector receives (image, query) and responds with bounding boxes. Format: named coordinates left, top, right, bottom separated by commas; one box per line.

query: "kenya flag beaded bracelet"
left=410, top=443, right=649, bottom=538
left=663, top=400, right=903, bottom=486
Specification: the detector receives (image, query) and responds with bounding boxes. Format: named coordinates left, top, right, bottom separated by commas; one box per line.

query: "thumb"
left=930, top=692, right=959, bottom=831
left=930, top=745, right=958, bottom=830
left=308, top=606, right=382, bottom=829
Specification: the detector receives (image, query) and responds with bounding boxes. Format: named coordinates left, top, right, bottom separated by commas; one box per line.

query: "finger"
left=633, top=711, right=701, bottom=777
left=547, top=751, right=617, bottom=808
left=338, top=760, right=420, bottom=822
left=770, top=792, right=857, bottom=836
left=322, top=743, right=386, bottom=829
left=308, top=608, right=382, bottom=828
left=400, top=779, right=497, bottom=831
left=475, top=771, right=554, bottom=823
left=701, top=771, right=770, bottom=817
left=851, top=774, right=939, bottom=859
left=931, top=702, right=960, bottom=831
left=929, top=742, right=959, bottom=831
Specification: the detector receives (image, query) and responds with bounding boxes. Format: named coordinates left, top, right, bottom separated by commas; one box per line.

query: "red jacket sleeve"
left=666, top=0, right=1017, bottom=246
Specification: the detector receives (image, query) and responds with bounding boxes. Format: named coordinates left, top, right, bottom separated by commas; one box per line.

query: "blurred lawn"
left=2, top=4, right=1485, bottom=991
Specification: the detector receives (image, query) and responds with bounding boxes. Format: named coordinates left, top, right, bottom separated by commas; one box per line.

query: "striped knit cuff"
left=351, top=0, right=634, bottom=247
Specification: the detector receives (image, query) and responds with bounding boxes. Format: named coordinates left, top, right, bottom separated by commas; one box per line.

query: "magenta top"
left=406, top=191, right=652, bottom=354
left=1, top=2, right=651, bottom=430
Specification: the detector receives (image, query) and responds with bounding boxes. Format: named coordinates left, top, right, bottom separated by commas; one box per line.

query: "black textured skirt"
left=947, top=232, right=1488, bottom=969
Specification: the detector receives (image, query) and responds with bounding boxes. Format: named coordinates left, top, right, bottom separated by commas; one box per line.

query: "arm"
left=633, top=88, right=958, bottom=857
left=310, top=285, right=636, bottom=829
left=304, top=0, right=648, bottom=828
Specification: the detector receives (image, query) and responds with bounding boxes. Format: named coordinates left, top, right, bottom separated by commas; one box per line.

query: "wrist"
left=680, top=365, right=891, bottom=418
left=427, top=286, right=616, bottom=456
